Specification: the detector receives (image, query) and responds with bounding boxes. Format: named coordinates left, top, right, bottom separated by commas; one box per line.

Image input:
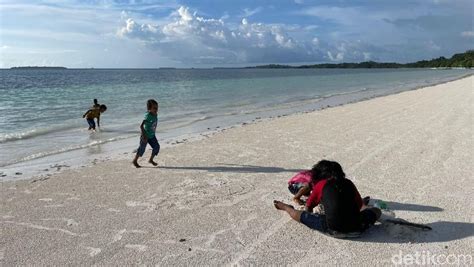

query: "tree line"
left=250, top=50, right=474, bottom=69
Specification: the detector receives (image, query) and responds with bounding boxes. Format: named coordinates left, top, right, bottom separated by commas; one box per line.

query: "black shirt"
left=321, top=178, right=362, bottom=232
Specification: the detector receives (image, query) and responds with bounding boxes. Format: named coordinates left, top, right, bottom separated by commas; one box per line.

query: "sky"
left=0, top=0, right=473, bottom=68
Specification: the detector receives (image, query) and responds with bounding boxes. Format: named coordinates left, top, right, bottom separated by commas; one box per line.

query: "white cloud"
left=363, top=52, right=372, bottom=61
left=426, top=40, right=441, bottom=51
left=117, top=18, right=159, bottom=40
left=461, top=31, right=474, bottom=38
left=220, top=12, right=230, bottom=20
left=241, top=7, right=263, bottom=17
left=117, top=6, right=353, bottom=64
left=327, top=51, right=344, bottom=61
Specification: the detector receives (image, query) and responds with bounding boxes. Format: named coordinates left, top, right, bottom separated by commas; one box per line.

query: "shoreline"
left=1, top=76, right=473, bottom=265
left=1, top=73, right=472, bottom=182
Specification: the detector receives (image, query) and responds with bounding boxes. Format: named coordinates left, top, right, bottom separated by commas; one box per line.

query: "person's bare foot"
left=148, top=160, right=158, bottom=166
left=132, top=161, right=141, bottom=168
left=273, top=200, right=294, bottom=210
left=292, top=197, right=305, bottom=206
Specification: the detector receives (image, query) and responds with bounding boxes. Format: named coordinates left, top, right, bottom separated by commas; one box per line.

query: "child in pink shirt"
left=288, top=170, right=313, bottom=205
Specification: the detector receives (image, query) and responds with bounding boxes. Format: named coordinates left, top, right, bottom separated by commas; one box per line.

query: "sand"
left=1, top=76, right=473, bottom=266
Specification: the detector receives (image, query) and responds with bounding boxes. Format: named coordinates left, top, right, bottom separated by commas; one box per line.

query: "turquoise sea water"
left=0, top=68, right=472, bottom=179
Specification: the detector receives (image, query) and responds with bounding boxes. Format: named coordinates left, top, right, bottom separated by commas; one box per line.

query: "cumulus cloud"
left=117, top=6, right=372, bottom=64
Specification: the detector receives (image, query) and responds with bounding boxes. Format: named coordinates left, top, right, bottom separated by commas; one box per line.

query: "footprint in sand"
left=66, top=219, right=79, bottom=227
left=39, top=198, right=53, bottom=202
left=111, top=229, right=127, bottom=243
left=107, top=208, right=121, bottom=213
left=125, top=201, right=156, bottom=212
left=125, top=244, right=147, bottom=252
left=84, top=246, right=101, bottom=257
left=110, top=229, right=147, bottom=244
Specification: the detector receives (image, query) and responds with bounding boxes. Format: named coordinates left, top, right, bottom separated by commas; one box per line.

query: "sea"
left=0, top=68, right=472, bottom=180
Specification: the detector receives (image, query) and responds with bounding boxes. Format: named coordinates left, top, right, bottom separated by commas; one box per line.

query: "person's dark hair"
left=147, top=99, right=158, bottom=110
left=330, top=161, right=345, bottom=181
left=311, top=160, right=333, bottom=183
left=93, top=99, right=98, bottom=105
left=100, top=104, right=107, bottom=111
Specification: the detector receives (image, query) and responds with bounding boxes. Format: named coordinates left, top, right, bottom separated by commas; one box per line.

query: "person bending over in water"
left=83, top=104, right=107, bottom=131
left=275, top=160, right=380, bottom=236
left=132, top=99, right=160, bottom=168
left=93, top=98, right=100, bottom=109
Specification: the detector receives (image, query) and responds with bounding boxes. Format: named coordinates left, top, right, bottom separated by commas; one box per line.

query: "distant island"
left=248, top=50, right=474, bottom=69
left=7, top=50, right=473, bottom=70
left=10, top=66, right=67, bottom=70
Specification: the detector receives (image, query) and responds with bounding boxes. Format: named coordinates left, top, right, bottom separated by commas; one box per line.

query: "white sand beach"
left=1, top=76, right=473, bottom=265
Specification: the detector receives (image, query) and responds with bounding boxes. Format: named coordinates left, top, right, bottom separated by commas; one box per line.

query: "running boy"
left=132, top=99, right=160, bottom=168
left=83, top=104, right=107, bottom=130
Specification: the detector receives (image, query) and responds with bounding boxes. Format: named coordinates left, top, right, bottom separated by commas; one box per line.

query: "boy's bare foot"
left=148, top=160, right=158, bottom=166
left=273, top=200, right=294, bottom=210
left=292, top=197, right=305, bottom=206
left=132, top=161, right=141, bottom=168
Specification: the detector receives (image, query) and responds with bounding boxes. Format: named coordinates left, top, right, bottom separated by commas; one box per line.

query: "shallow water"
left=0, top=68, right=472, bottom=179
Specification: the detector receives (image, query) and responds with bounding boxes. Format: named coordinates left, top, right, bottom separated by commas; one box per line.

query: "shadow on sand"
left=377, top=200, right=444, bottom=212
left=357, top=220, right=474, bottom=243
left=155, top=164, right=471, bottom=243
left=158, top=164, right=302, bottom=174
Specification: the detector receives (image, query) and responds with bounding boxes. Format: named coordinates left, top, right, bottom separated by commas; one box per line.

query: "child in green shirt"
left=132, top=99, right=160, bottom=168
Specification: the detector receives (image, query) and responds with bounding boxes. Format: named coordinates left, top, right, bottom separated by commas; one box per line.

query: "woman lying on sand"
left=275, top=160, right=381, bottom=237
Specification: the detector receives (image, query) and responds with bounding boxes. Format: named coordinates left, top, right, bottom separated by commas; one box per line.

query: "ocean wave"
left=0, top=134, right=135, bottom=167
left=0, top=124, right=80, bottom=144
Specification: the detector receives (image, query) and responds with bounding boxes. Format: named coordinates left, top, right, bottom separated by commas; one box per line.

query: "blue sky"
left=0, top=0, right=472, bottom=68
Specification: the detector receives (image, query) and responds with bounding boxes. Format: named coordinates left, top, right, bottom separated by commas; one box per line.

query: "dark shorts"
left=87, top=119, right=95, bottom=129
left=300, top=211, right=328, bottom=232
left=300, top=208, right=378, bottom=236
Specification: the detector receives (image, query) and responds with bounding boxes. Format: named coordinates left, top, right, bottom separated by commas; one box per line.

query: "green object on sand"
left=374, top=200, right=388, bottom=210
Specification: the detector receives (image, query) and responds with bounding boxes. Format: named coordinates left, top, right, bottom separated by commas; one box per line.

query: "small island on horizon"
left=10, top=66, right=67, bottom=70
left=7, top=50, right=473, bottom=70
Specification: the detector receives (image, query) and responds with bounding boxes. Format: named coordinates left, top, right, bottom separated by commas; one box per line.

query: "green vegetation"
left=250, top=50, right=474, bottom=69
